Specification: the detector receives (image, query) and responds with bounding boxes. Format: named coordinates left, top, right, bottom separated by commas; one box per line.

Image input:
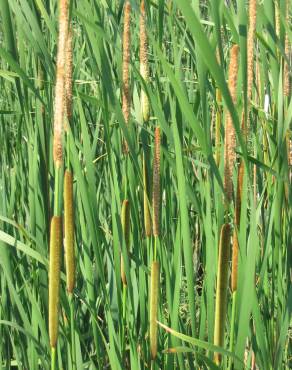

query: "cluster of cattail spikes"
left=49, top=0, right=76, bottom=364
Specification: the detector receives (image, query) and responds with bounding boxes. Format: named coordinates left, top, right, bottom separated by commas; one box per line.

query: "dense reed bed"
left=0, top=1, right=291, bottom=369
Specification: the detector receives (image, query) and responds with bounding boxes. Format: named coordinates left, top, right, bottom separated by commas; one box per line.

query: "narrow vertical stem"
left=51, top=347, right=56, bottom=370
left=228, top=290, right=237, bottom=370
left=69, top=293, right=76, bottom=370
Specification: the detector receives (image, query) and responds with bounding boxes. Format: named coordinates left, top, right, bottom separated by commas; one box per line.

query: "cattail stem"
left=227, top=290, right=237, bottom=370
left=69, top=293, right=76, bottom=370
left=64, top=170, right=75, bottom=293
left=51, top=347, right=57, bottom=370
left=214, top=223, right=231, bottom=364
left=150, top=260, right=159, bottom=360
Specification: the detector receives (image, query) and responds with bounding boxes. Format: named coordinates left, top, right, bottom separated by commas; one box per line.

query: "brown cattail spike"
left=65, top=26, right=73, bottom=126
left=64, top=170, right=75, bottom=293
left=214, top=223, right=231, bottom=364
left=150, top=260, right=159, bottom=360
left=49, top=216, right=62, bottom=348
left=122, top=1, right=131, bottom=125
left=53, top=0, right=70, bottom=168
left=140, top=0, right=150, bottom=122
left=120, top=199, right=130, bottom=286
left=153, top=127, right=161, bottom=237
left=224, top=45, right=239, bottom=206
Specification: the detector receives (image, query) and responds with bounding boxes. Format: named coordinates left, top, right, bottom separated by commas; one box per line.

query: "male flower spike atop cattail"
left=53, top=0, right=69, bottom=168
left=140, top=0, right=150, bottom=123
left=224, top=45, right=239, bottom=206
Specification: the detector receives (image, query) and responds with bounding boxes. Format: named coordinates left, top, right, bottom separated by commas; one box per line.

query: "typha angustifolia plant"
left=150, top=126, right=161, bottom=363
left=140, top=0, right=152, bottom=238
left=49, top=0, right=69, bottom=368
left=214, top=44, right=239, bottom=365
left=120, top=1, right=132, bottom=362
left=63, top=24, right=77, bottom=370
left=228, top=2, right=257, bottom=366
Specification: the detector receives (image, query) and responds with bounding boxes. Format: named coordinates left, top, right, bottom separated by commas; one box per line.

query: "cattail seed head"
left=153, top=127, right=161, bottom=237
left=122, top=1, right=131, bottom=125
left=65, top=26, right=73, bottom=126
left=53, top=0, right=70, bottom=168
left=224, top=45, right=239, bottom=206
left=64, top=170, right=75, bottom=293
left=214, top=223, right=231, bottom=364
left=150, top=260, right=159, bottom=360
left=49, top=216, right=62, bottom=348
left=120, top=199, right=130, bottom=286
left=140, top=0, right=150, bottom=122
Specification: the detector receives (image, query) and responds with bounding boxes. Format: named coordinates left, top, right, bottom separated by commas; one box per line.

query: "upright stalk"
left=214, top=44, right=239, bottom=365
left=49, top=1, right=69, bottom=368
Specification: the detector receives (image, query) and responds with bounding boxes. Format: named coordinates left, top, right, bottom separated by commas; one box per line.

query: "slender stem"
left=69, top=293, right=76, bottom=370
left=228, top=290, right=237, bottom=370
left=51, top=347, right=56, bottom=370
left=121, top=284, right=127, bottom=356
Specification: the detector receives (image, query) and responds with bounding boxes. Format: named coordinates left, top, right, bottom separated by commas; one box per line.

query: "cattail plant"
left=214, top=44, right=239, bottom=365
left=64, top=170, right=74, bottom=293
left=149, top=126, right=161, bottom=362
left=140, top=0, right=152, bottom=237
left=49, top=0, right=69, bottom=368
left=122, top=1, right=131, bottom=153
